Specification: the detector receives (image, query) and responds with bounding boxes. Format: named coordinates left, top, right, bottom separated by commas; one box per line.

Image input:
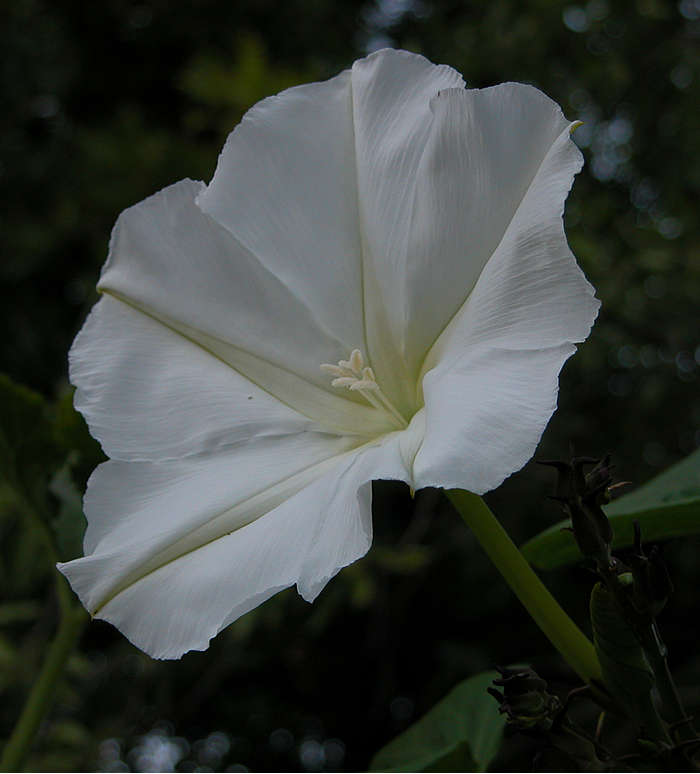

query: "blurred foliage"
left=1, top=0, right=699, bottom=770
left=370, top=670, right=506, bottom=771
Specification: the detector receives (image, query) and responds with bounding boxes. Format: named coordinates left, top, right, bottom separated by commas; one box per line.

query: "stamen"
left=349, top=379, right=379, bottom=391
left=320, top=349, right=408, bottom=429
left=320, top=364, right=345, bottom=377
left=331, top=377, right=357, bottom=388
left=349, top=348, right=364, bottom=372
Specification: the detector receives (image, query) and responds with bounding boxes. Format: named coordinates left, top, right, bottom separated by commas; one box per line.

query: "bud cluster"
left=539, top=454, right=618, bottom=567
left=488, top=666, right=562, bottom=732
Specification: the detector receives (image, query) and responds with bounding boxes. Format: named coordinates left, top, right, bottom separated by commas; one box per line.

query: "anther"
left=349, top=349, right=364, bottom=372
left=320, top=348, right=408, bottom=430
left=331, top=377, right=357, bottom=388
left=320, top=364, right=345, bottom=376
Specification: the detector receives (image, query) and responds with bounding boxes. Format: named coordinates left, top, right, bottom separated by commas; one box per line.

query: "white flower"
left=58, top=49, right=599, bottom=659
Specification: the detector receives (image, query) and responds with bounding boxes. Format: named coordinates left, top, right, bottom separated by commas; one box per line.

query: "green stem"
left=598, top=565, right=695, bottom=741
left=1, top=583, right=87, bottom=772
left=640, top=626, right=696, bottom=742
left=447, top=489, right=602, bottom=686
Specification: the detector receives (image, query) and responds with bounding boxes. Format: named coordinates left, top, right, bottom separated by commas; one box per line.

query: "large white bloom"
left=58, top=49, right=599, bottom=659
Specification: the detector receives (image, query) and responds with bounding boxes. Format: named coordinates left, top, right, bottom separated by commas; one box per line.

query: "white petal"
left=421, top=90, right=598, bottom=377
left=413, top=343, right=577, bottom=494
left=60, top=433, right=358, bottom=617
left=196, top=69, right=364, bottom=351
left=350, top=49, right=465, bottom=413
left=195, top=49, right=465, bottom=417
left=95, top=179, right=393, bottom=438
left=412, top=89, right=598, bottom=495
left=82, top=432, right=360, bottom=558
left=72, top=296, right=318, bottom=461
left=58, top=434, right=410, bottom=659
left=403, top=85, right=583, bottom=372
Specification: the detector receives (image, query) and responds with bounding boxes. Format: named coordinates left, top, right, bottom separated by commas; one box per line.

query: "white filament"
left=321, top=349, right=408, bottom=429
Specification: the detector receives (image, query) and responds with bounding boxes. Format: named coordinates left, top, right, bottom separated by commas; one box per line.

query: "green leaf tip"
left=369, top=671, right=506, bottom=772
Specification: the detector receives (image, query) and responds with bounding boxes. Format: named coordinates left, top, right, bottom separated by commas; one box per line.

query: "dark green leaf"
left=589, top=581, right=654, bottom=708
left=369, top=671, right=505, bottom=772
left=521, top=448, right=700, bottom=570
left=589, top=582, right=670, bottom=742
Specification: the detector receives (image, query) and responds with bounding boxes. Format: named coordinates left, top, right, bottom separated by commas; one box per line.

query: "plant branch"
left=447, top=489, right=602, bottom=687
left=0, top=578, right=87, bottom=772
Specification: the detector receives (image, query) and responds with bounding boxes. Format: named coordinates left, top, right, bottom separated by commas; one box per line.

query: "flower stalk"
left=447, top=489, right=602, bottom=686
left=0, top=577, right=88, bottom=772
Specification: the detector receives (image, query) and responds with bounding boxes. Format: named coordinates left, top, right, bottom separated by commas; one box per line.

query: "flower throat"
left=321, top=349, right=408, bottom=430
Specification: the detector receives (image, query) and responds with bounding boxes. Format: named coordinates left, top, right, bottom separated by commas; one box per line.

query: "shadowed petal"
left=196, top=50, right=465, bottom=416
left=349, top=49, right=465, bottom=413
left=196, top=69, right=364, bottom=351
left=58, top=434, right=410, bottom=659
left=72, top=296, right=317, bottom=461
left=414, top=343, right=577, bottom=494
left=412, top=87, right=599, bottom=494
left=93, top=180, right=394, bottom=440
left=403, top=84, right=581, bottom=374
left=421, top=90, right=598, bottom=376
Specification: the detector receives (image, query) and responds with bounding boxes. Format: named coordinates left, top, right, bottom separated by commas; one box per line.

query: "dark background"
left=1, top=0, right=698, bottom=770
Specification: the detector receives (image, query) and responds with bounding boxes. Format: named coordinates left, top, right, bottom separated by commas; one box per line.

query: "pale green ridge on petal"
left=184, top=325, right=398, bottom=437
left=58, top=434, right=410, bottom=659
left=81, top=434, right=360, bottom=557
left=63, top=432, right=362, bottom=614
left=99, top=178, right=353, bottom=390
left=59, top=446, right=353, bottom=620
left=102, top=291, right=397, bottom=440
left=94, top=179, right=392, bottom=438
left=195, top=69, right=366, bottom=353
left=349, top=49, right=465, bottom=416
left=402, top=84, right=576, bottom=376
left=71, top=296, right=323, bottom=462
left=414, top=343, right=577, bottom=495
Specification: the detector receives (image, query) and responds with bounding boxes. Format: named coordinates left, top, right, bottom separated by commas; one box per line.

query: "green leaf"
left=521, top=448, right=700, bottom=570
left=369, top=671, right=505, bottom=772
left=589, top=581, right=670, bottom=741
left=589, top=581, right=654, bottom=706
